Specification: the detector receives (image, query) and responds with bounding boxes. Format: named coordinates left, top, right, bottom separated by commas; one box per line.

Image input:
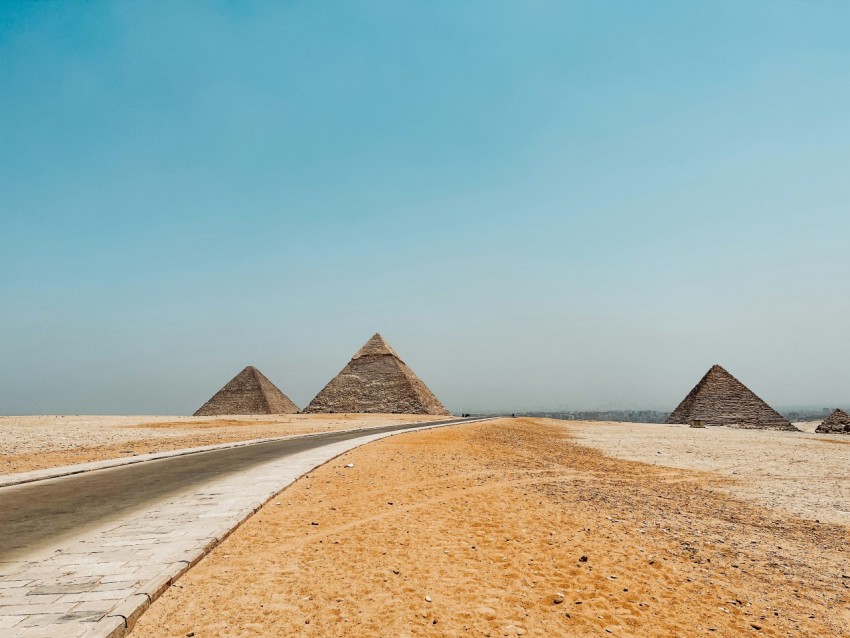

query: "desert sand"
left=568, top=420, right=850, bottom=526
left=131, top=418, right=848, bottom=638
left=0, top=414, right=443, bottom=475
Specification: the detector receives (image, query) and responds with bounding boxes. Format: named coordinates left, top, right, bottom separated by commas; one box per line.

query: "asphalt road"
left=0, top=417, right=477, bottom=562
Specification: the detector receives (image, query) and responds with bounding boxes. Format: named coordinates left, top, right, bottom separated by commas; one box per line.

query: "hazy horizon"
left=2, top=2, right=849, bottom=416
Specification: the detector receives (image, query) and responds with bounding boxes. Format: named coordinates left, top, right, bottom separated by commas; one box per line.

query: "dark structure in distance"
left=513, top=410, right=669, bottom=424
left=815, top=408, right=850, bottom=434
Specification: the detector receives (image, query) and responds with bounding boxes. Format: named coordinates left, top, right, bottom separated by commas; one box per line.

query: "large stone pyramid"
left=304, top=333, right=451, bottom=415
left=815, top=408, right=850, bottom=434
left=666, top=364, right=798, bottom=431
left=194, top=366, right=299, bottom=416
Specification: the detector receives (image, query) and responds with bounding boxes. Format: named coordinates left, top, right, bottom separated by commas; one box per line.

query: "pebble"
left=345, top=463, right=355, bottom=468
left=425, top=595, right=432, bottom=602
left=552, top=593, right=564, bottom=604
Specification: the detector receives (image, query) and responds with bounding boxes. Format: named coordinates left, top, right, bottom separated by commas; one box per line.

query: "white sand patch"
left=0, top=415, right=279, bottom=455
left=567, top=420, right=850, bottom=525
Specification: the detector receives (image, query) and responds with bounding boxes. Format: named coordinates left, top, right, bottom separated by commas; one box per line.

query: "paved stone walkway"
left=0, top=421, right=481, bottom=637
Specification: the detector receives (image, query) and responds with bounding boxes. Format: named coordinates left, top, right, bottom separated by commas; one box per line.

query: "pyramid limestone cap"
left=352, top=333, right=401, bottom=360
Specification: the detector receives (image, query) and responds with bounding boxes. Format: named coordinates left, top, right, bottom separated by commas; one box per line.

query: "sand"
left=131, top=418, right=849, bottom=638
left=0, top=414, right=443, bottom=475
left=568, top=420, right=850, bottom=526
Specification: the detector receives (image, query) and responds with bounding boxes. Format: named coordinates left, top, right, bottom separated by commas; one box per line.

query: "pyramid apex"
left=353, top=333, right=400, bottom=359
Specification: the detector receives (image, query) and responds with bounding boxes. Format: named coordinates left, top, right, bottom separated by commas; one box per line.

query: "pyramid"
left=666, top=364, right=798, bottom=431
left=815, top=409, right=850, bottom=434
left=194, top=366, right=299, bottom=416
left=304, top=333, right=451, bottom=415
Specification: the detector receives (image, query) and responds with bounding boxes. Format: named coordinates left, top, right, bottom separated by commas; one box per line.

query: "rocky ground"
left=0, top=414, right=442, bottom=475
left=131, top=418, right=849, bottom=638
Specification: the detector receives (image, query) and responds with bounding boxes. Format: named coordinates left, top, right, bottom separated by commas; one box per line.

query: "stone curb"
left=72, top=417, right=496, bottom=638
left=0, top=418, right=469, bottom=489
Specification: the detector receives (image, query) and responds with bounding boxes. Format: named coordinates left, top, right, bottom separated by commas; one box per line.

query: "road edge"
left=0, top=417, right=471, bottom=489
left=80, top=417, right=497, bottom=638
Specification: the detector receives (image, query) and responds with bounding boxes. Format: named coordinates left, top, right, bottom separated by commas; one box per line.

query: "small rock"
left=425, top=595, right=432, bottom=603
left=751, top=623, right=762, bottom=630
left=579, top=555, right=588, bottom=563
left=552, top=593, right=564, bottom=604
left=345, top=463, right=354, bottom=468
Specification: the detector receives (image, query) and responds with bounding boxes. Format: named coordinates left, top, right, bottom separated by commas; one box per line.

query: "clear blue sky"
left=2, top=1, right=849, bottom=415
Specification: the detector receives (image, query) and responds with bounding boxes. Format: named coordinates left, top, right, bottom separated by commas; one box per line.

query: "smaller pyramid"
left=304, top=333, right=450, bottom=415
left=666, top=365, right=798, bottom=431
left=815, top=409, right=850, bottom=434
left=194, top=366, right=299, bottom=416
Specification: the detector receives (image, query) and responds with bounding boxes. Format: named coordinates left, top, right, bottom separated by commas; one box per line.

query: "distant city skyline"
left=2, top=2, right=850, bottom=415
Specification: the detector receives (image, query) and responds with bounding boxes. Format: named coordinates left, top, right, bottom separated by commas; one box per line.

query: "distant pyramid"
left=194, top=366, right=299, bottom=416
left=304, top=333, right=451, bottom=415
left=666, top=364, right=798, bottom=431
left=815, top=408, right=850, bottom=434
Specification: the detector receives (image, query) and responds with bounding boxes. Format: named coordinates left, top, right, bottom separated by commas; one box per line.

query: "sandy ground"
left=0, top=414, right=443, bottom=475
left=131, top=418, right=849, bottom=638
left=568, top=420, right=850, bottom=526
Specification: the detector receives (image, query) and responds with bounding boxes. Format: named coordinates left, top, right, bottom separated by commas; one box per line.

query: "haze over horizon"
left=2, top=2, right=850, bottom=416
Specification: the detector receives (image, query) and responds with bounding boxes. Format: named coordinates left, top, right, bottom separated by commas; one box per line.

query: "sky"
left=1, top=1, right=849, bottom=415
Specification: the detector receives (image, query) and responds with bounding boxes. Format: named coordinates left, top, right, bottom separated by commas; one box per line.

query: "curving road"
left=0, top=417, right=476, bottom=561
